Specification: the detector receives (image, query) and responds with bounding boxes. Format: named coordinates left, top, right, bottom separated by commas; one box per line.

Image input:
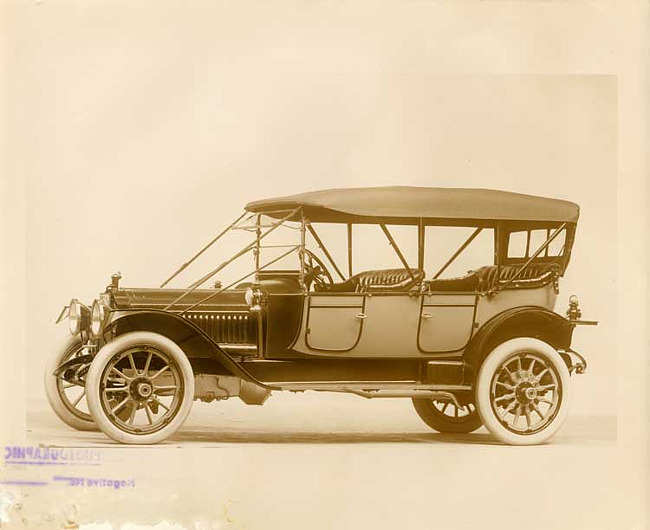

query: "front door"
left=304, top=294, right=365, bottom=352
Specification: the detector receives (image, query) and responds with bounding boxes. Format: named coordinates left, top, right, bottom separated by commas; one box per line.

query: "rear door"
left=417, top=293, right=477, bottom=353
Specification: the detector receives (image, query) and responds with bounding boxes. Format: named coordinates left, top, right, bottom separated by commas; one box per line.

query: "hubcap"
left=490, top=352, right=561, bottom=435
left=131, top=379, right=154, bottom=400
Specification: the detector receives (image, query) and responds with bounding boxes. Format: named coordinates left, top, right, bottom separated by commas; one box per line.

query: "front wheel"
left=475, top=337, right=572, bottom=445
left=86, top=332, right=195, bottom=445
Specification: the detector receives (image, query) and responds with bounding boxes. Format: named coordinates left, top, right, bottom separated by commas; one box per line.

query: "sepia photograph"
left=1, top=1, right=647, bottom=529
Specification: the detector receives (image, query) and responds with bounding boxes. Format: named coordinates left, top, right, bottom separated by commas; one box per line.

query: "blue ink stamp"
left=4, top=446, right=102, bottom=467
left=52, top=476, right=135, bottom=489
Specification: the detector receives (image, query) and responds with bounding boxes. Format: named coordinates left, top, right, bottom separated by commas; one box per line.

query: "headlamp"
left=91, top=299, right=108, bottom=337
left=68, top=299, right=90, bottom=336
left=69, top=299, right=81, bottom=335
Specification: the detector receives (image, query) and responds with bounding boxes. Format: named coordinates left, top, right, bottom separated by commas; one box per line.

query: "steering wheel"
left=302, top=249, right=334, bottom=290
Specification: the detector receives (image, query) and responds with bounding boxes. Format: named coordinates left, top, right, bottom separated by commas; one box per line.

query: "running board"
left=274, top=382, right=471, bottom=404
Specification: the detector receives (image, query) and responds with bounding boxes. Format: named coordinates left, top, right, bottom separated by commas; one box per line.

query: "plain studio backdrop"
left=3, top=2, right=647, bottom=529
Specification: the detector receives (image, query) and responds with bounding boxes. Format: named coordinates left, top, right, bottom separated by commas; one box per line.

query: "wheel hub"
left=130, top=377, right=154, bottom=401
left=515, top=382, right=537, bottom=405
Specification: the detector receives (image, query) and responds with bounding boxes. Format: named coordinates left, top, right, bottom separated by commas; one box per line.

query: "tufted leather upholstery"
left=317, top=264, right=557, bottom=293
left=427, top=263, right=560, bottom=293
left=317, top=268, right=425, bottom=293
left=477, top=263, right=560, bottom=292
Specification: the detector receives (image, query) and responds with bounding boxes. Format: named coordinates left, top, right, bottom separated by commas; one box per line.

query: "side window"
left=425, top=227, right=494, bottom=279
left=306, top=223, right=349, bottom=278
left=508, top=231, right=528, bottom=258
left=508, top=228, right=566, bottom=258
left=307, top=223, right=418, bottom=279
left=352, top=225, right=418, bottom=274
left=547, top=229, right=566, bottom=256
left=529, top=230, right=548, bottom=257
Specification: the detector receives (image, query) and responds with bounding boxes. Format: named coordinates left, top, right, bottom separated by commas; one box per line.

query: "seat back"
left=426, top=263, right=560, bottom=293
left=476, top=263, right=560, bottom=292
left=317, top=268, right=424, bottom=293
left=353, top=268, right=425, bottom=293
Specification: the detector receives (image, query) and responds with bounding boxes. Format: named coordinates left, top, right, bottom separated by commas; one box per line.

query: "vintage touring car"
left=46, top=187, right=596, bottom=445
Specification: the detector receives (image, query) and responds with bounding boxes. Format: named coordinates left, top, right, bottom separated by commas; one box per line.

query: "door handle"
left=356, top=313, right=367, bottom=320
left=421, top=312, right=434, bottom=319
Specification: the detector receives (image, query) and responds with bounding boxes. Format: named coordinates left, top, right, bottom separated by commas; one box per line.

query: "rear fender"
left=105, top=309, right=275, bottom=390
left=464, top=306, right=574, bottom=377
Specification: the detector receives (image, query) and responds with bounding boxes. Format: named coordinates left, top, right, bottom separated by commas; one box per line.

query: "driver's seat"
left=316, top=268, right=425, bottom=293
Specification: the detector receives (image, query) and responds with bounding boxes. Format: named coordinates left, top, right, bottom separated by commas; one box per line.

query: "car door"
left=351, top=292, right=422, bottom=357
left=417, top=293, right=477, bottom=353
left=295, top=291, right=422, bottom=357
left=303, top=294, right=365, bottom=351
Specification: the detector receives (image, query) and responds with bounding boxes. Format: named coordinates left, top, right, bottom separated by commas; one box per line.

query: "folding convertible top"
left=245, top=186, right=580, bottom=225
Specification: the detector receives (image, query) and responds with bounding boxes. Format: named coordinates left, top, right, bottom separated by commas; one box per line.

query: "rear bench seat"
left=427, top=263, right=560, bottom=293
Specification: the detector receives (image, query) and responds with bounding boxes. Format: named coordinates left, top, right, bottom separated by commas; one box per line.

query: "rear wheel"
left=412, top=398, right=483, bottom=434
left=86, top=332, right=194, bottom=445
left=475, top=337, right=571, bottom=445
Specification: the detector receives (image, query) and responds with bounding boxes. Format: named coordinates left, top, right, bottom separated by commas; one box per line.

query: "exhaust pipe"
left=347, top=389, right=460, bottom=406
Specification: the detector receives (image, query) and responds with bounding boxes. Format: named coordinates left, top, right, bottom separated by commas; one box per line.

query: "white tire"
left=475, top=337, right=572, bottom=445
left=44, top=336, right=97, bottom=431
left=86, top=332, right=194, bottom=445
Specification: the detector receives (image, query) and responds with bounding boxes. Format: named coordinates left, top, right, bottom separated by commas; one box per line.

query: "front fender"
left=52, top=354, right=94, bottom=378
left=105, top=309, right=276, bottom=390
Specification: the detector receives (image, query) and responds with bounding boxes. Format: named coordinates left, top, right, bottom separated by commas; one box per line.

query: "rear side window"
left=508, top=231, right=528, bottom=258
left=425, top=227, right=494, bottom=278
left=508, top=228, right=566, bottom=259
